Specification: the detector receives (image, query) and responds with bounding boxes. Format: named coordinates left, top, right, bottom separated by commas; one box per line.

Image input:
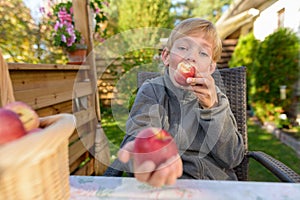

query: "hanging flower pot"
left=66, top=44, right=88, bottom=65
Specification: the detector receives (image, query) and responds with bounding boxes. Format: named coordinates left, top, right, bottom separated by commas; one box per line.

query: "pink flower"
left=103, top=1, right=109, bottom=7
left=58, top=9, right=72, bottom=23
left=67, top=25, right=74, bottom=35
left=67, top=34, right=76, bottom=46
left=94, top=8, right=100, bottom=14
left=47, top=12, right=52, bottom=18
left=61, top=35, right=67, bottom=43
left=39, top=7, right=45, bottom=14
left=99, top=38, right=105, bottom=43
left=54, top=21, right=60, bottom=31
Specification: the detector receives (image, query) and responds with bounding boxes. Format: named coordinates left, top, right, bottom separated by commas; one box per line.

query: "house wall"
left=253, top=0, right=300, bottom=40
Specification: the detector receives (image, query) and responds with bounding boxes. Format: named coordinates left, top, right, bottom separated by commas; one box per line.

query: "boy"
left=104, top=18, right=244, bottom=187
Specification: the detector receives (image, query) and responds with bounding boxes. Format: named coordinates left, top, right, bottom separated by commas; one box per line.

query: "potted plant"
left=41, top=0, right=109, bottom=64
left=48, top=1, right=87, bottom=64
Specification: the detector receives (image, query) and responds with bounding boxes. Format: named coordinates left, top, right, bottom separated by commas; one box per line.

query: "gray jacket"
left=112, top=69, right=244, bottom=180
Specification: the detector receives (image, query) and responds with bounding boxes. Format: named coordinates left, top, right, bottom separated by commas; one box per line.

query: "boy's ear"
left=209, top=62, right=216, bottom=74
left=161, top=47, right=170, bottom=66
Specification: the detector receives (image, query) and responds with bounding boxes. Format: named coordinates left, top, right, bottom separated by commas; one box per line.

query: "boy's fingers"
left=118, top=141, right=135, bottom=163
left=175, top=156, right=183, bottom=177
left=186, top=77, right=206, bottom=86
left=165, top=154, right=183, bottom=178
left=165, top=172, right=177, bottom=185
left=134, top=160, right=156, bottom=182
left=148, top=172, right=166, bottom=187
left=148, top=154, right=183, bottom=187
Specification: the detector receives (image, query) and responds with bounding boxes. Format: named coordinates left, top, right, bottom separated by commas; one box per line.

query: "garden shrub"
left=229, top=28, right=300, bottom=126
left=229, top=32, right=259, bottom=108
left=253, top=28, right=299, bottom=124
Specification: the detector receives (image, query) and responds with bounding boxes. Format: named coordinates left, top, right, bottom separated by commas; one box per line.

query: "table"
left=70, top=176, right=300, bottom=200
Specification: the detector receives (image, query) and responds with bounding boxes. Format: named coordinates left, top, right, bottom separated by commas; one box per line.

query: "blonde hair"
left=166, top=18, right=222, bottom=62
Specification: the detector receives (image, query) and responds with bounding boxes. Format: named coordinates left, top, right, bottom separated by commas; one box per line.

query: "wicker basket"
left=0, top=114, right=76, bottom=200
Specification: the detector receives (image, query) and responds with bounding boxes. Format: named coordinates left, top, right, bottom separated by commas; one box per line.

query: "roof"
left=216, top=0, right=279, bottom=39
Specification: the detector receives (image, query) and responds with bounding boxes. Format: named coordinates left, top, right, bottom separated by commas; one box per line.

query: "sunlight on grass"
left=257, top=134, right=272, bottom=140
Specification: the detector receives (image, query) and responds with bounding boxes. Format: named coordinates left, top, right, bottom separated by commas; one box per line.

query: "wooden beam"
left=216, top=8, right=259, bottom=40
left=72, top=0, right=101, bottom=121
left=72, top=0, right=110, bottom=175
left=216, top=0, right=279, bottom=40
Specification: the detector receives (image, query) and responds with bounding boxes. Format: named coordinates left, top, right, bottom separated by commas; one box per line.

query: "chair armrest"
left=247, top=151, right=300, bottom=182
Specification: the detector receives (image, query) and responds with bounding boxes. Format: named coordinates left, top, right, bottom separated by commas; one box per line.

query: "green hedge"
left=229, top=28, right=300, bottom=126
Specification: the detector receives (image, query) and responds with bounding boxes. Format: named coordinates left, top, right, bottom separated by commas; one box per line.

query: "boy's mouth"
left=173, top=62, right=196, bottom=86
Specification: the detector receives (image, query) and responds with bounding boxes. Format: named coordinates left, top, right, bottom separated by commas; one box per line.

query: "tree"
left=102, top=0, right=174, bottom=73
left=0, top=0, right=65, bottom=64
left=253, top=28, right=299, bottom=116
left=170, top=0, right=199, bottom=23
left=229, top=33, right=259, bottom=108
left=0, top=0, right=39, bottom=63
left=192, top=0, right=232, bottom=23
left=117, top=0, right=173, bottom=31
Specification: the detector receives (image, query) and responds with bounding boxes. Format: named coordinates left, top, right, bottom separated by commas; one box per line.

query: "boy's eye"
left=199, top=51, right=209, bottom=57
left=178, top=46, right=187, bottom=51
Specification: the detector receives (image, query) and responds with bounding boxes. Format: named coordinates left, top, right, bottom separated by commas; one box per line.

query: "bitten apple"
left=4, top=101, right=40, bottom=132
left=174, top=62, right=196, bottom=86
left=0, top=108, right=27, bottom=144
left=133, top=127, right=178, bottom=167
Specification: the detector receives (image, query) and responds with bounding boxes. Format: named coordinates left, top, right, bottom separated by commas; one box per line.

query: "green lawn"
left=247, top=119, right=300, bottom=182
left=101, top=108, right=126, bottom=163
left=101, top=110, right=300, bottom=181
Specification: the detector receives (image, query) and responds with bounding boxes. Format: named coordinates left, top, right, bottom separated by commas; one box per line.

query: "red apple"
left=4, top=101, right=40, bottom=132
left=0, top=108, right=27, bottom=144
left=133, top=127, right=178, bottom=167
left=174, top=62, right=196, bottom=86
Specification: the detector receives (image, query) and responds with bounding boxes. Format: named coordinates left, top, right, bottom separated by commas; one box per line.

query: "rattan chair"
left=105, top=66, right=300, bottom=182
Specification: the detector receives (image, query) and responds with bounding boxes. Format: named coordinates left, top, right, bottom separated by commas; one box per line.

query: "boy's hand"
left=186, top=73, right=218, bottom=109
left=118, top=141, right=183, bottom=187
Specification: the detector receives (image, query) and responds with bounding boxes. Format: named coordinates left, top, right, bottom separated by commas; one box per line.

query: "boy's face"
left=162, top=33, right=216, bottom=88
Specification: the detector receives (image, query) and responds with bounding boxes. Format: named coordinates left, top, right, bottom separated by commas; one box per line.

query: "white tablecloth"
left=70, top=176, right=300, bottom=200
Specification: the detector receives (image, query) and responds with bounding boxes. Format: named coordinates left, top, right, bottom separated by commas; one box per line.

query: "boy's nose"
left=185, top=52, right=197, bottom=63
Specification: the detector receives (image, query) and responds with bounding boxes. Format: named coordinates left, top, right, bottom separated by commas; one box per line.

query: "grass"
left=101, top=110, right=300, bottom=181
left=247, top=119, right=300, bottom=182
left=101, top=108, right=126, bottom=163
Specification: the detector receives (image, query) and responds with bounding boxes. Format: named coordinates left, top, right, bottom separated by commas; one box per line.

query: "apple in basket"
left=174, top=62, right=196, bottom=86
left=133, top=127, right=178, bottom=167
left=4, top=101, right=40, bottom=132
left=0, top=108, right=27, bottom=144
